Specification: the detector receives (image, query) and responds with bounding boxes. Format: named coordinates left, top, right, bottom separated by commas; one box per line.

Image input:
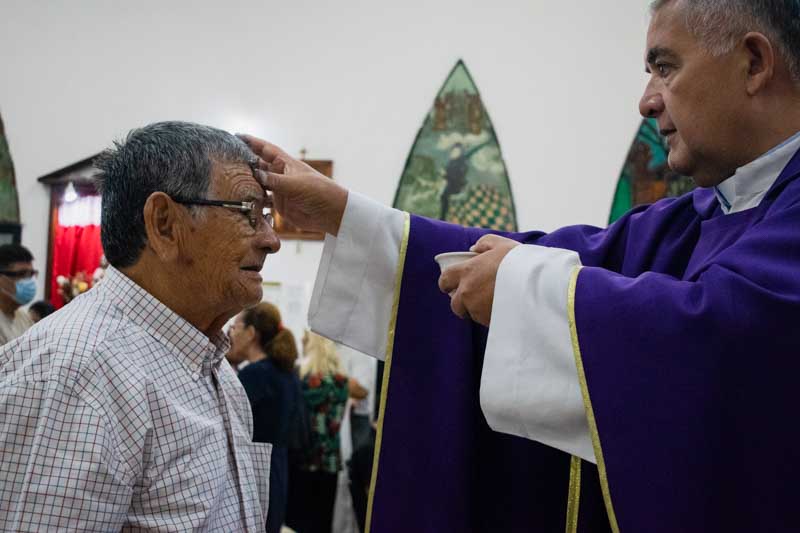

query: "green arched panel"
left=393, top=60, right=517, bottom=231
left=608, top=118, right=695, bottom=224
left=0, top=112, right=20, bottom=224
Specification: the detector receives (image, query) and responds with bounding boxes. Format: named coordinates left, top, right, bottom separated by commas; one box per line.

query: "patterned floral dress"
left=300, top=372, right=349, bottom=473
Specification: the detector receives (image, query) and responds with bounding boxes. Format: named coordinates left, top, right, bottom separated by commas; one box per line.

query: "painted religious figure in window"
left=393, top=60, right=517, bottom=232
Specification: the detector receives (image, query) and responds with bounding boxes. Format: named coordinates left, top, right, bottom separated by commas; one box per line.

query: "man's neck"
left=749, top=124, right=800, bottom=163
left=745, top=90, right=800, bottom=165
left=706, top=121, right=800, bottom=188
left=246, top=346, right=267, bottom=363
left=120, top=260, right=232, bottom=339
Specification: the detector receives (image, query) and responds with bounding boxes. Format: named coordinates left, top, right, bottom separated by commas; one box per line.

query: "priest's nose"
left=639, top=86, right=664, bottom=119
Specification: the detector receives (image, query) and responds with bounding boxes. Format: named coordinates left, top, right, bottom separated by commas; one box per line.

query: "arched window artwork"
left=608, top=118, right=695, bottom=224
left=392, top=60, right=517, bottom=232
left=0, top=112, right=21, bottom=243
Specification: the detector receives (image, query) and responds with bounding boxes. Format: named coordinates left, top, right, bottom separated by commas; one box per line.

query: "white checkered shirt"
left=0, top=267, right=270, bottom=532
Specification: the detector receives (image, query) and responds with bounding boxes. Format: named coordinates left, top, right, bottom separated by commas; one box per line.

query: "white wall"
left=0, top=0, right=652, bottom=299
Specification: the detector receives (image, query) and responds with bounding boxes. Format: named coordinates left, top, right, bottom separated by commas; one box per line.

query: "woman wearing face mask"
left=0, top=244, right=37, bottom=346
left=227, top=302, right=303, bottom=533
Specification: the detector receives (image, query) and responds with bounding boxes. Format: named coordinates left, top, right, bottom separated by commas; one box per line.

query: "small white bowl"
left=434, top=251, right=478, bottom=273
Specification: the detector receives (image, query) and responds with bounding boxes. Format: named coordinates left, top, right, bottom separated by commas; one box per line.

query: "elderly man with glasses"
left=0, top=244, right=37, bottom=345
left=0, top=121, right=280, bottom=531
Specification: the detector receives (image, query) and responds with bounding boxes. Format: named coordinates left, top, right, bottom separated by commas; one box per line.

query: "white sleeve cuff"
left=480, top=244, right=596, bottom=463
left=308, top=191, right=405, bottom=360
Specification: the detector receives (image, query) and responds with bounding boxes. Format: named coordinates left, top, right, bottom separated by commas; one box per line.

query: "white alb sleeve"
left=480, top=244, right=596, bottom=463
left=308, top=191, right=404, bottom=360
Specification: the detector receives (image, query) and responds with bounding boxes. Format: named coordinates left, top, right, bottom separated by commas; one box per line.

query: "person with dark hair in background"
left=28, top=300, right=55, bottom=323
left=0, top=121, right=280, bottom=531
left=228, top=302, right=304, bottom=533
left=0, top=244, right=36, bottom=345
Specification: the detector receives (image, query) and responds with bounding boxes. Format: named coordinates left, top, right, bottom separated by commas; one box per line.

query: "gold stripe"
left=568, top=266, right=621, bottom=533
left=364, top=212, right=411, bottom=533
left=565, top=456, right=582, bottom=533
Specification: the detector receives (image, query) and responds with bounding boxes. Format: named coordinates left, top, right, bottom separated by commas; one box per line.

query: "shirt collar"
left=714, top=130, right=800, bottom=214
left=97, top=266, right=229, bottom=377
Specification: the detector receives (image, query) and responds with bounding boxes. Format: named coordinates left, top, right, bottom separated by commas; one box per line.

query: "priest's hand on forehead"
left=438, top=234, right=520, bottom=326
left=237, top=134, right=348, bottom=236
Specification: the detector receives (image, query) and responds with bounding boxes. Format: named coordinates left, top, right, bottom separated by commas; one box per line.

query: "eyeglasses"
left=173, top=198, right=274, bottom=230
left=0, top=269, right=38, bottom=279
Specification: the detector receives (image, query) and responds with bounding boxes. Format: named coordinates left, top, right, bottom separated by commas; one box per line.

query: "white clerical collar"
left=714, top=130, right=800, bottom=214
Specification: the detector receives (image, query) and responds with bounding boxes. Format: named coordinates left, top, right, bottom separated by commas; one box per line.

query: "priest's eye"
left=655, top=62, right=672, bottom=77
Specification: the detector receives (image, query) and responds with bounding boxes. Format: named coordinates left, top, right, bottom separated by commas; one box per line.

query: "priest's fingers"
left=438, top=268, right=460, bottom=295
left=470, top=234, right=517, bottom=254
left=254, top=168, right=270, bottom=188
left=263, top=171, right=289, bottom=195
left=251, top=156, right=283, bottom=174
left=237, top=134, right=291, bottom=165
left=449, top=289, right=469, bottom=320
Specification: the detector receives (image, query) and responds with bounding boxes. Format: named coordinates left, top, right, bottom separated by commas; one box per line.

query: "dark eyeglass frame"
left=0, top=269, right=38, bottom=279
left=172, top=198, right=274, bottom=230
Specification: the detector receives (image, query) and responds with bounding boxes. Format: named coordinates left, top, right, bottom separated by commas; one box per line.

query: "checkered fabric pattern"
left=446, top=183, right=517, bottom=231
left=0, top=267, right=270, bottom=532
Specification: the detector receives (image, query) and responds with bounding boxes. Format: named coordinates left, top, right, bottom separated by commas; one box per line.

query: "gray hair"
left=651, top=0, right=800, bottom=82
left=94, top=121, right=257, bottom=268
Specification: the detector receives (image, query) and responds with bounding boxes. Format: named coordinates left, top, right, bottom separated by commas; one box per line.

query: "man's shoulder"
left=12, top=308, right=33, bottom=328
left=0, top=289, right=151, bottom=396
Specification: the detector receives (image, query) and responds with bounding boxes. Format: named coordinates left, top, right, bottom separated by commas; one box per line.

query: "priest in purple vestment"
left=240, top=1, right=800, bottom=531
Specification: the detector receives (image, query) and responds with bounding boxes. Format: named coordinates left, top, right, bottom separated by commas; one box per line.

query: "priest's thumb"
left=471, top=234, right=499, bottom=253
left=264, top=171, right=284, bottom=192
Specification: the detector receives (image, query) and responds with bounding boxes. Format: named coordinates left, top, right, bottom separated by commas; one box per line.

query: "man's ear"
left=142, top=192, right=185, bottom=263
left=743, top=32, right=776, bottom=96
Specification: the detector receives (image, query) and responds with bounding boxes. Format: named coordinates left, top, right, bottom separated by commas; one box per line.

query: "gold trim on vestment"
left=566, top=455, right=582, bottom=533
left=364, top=212, right=411, bottom=533
left=568, top=266, right=620, bottom=533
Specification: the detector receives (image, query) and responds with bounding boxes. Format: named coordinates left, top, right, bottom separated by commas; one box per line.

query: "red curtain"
left=50, top=224, right=103, bottom=308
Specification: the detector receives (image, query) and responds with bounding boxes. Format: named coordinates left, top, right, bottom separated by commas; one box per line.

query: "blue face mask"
left=13, top=277, right=37, bottom=305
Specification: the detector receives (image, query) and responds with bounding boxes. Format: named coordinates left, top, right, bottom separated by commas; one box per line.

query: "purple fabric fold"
left=368, top=216, right=608, bottom=533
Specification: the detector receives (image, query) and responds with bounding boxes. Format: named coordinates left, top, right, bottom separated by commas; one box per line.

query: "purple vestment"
left=367, top=148, right=800, bottom=532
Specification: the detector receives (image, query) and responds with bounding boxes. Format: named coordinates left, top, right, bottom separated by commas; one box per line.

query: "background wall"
left=0, top=0, right=652, bottom=300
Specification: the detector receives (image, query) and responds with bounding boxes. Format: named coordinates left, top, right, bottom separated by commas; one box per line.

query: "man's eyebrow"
left=646, top=46, right=675, bottom=68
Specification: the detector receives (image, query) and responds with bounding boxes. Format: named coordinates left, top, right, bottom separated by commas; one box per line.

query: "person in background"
left=338, top=344, right=376, bottom=453
left=337, top=344, right=377, bottom=531
left=347, top=438, right=376, bottom=533
left=227, top=302, right=303, bottom=533
left=0, top=244, right=36, bottom=345
left=28, top=300, right=55, bottom=323
left=287, top=332, right=349, bottom=533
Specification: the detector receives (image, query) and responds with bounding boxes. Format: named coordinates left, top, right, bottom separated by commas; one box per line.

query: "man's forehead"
left=212, top=161, right=264, bottom=199
left=645, top=3, right=692, bottom=61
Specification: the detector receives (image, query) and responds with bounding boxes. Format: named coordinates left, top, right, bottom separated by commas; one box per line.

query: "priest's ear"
left=742, top=32, right=776, bottom=96
left=141, top=192, right=188, bottom=263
